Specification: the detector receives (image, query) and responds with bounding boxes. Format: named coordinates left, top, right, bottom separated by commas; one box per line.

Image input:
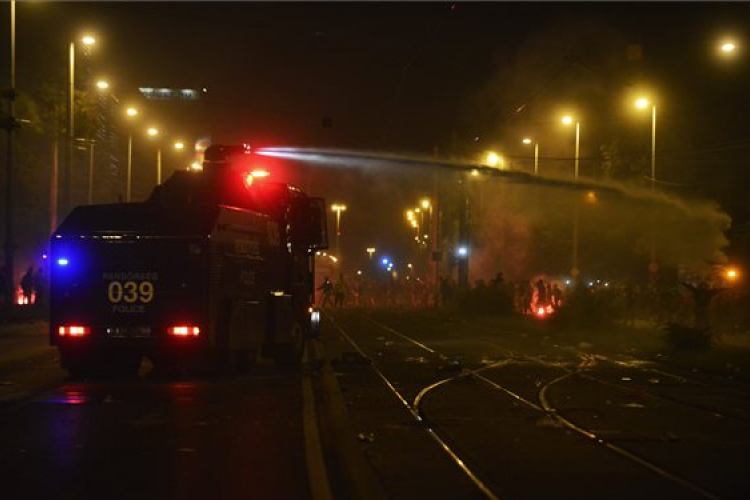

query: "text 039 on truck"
left=49, top=144, right=328, bottom=377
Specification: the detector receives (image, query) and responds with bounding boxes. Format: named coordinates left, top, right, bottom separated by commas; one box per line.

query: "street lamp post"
left=147, top=127, right=162, bottom=185
left=331, top=203, right=347, bottom=261
left=635, top=97, right=658, bottom=277
left=522, top=138, right=539, bottom=175
left=75, top=139, right=96, bottom=204
left=125, top=107, right=138, bottom=202
left=562, top=115, right=581, bottom=279
left=65, top=34, right=96, bottom=215
left=3, top=0, right=17, bottom=305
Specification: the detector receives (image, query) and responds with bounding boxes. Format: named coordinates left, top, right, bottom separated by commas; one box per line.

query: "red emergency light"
left=58, top=325, right=91, bottom=337
left=168, top=325, right=201, bottom=337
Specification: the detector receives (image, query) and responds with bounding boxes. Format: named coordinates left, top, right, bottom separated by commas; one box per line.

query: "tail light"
left=58, top=325, right=90, bottom=337
left=168, top=325, right=201, bottom=337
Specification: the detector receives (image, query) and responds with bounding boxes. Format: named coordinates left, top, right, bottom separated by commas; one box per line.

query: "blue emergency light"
left=57, top=258, right=69, bottom=267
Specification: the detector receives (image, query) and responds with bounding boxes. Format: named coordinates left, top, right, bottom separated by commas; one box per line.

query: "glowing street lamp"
left=486, top=151, right=501, bottom=168
left=719, top=39, right=738, bottom=57
left=173, top=141, right=185, bottom=150
left=561, top=115, right=580, bottom=181
left=634, top=96, right=658, bottom=277
left=366, top=247, right=376, bottom=259
left=522, top=137, right=539, bottom=175
left=65, top=33, right=97, bottom=213
left=561, top=114, right=581, bottom=278
left=146, top=127, right=163, bottom=185
left=331, top=203, right=347, bottom=258
left=95, top=79, right=109, bottom=90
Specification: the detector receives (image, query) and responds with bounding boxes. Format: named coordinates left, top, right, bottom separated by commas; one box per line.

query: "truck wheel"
left=273, top=322, right=305, bottom=367
left=61, top=349, right=99, bottom=379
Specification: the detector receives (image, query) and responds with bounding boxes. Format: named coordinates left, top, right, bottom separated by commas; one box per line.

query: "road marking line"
left=302, top=343, right=333, bottom=500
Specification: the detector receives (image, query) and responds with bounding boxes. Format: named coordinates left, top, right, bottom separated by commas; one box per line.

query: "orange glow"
left=168, top=325, right=201, bottom=337
left=725, top=267, right=740, bottom=281
left=15, top=287, right=34, bottom=305
left=250, top=169, right=270, bottom=178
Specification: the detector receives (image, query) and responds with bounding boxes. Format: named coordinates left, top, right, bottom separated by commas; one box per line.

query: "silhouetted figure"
left=334, top=274, right=347, bottom=308
left=34, top=267, right=48, bottom=309
left=551, top=284, right=563, bottom=309
left=682, top=281, right=724, bottom=329
left=535, top=279, right=547, bottom=306
left=318, top=277, right=333, bottom=308
left=440, top=277, right=453, bottom=304
left=490, top=272, right=504, bottom=288
left=0, top=265, right=8, bottom=310
left=20, top=267, right=34, bottom=305
left=520, top=280, right=533, bottom=314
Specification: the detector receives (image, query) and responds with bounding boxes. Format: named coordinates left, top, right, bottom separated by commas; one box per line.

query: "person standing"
left=34, top=267, right=48, bottom=309
left=318, top=277, right=334, bottom=308
left=20, top=267, right=35, bottom=305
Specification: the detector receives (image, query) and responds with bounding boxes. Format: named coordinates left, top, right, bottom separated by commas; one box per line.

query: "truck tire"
left=273, top=322, right=305, bottom=367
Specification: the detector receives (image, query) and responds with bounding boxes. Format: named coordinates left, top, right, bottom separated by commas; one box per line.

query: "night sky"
left=3, top=1, right=750, bottom=277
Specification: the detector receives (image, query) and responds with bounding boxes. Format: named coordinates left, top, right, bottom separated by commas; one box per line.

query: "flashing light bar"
left=58, top=325, right=90, bottom=337
left=168, top=325, right=201, bottom=337
left=250, top=169, right=270, bottom=178
left=57, top=258, right=69, bottom=266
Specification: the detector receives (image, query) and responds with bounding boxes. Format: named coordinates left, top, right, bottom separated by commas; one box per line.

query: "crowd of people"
left=315, top=270, right=749, bottom=331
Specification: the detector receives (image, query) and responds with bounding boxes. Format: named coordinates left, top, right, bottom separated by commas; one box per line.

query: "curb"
left=308, top=339, right=388, bottom=500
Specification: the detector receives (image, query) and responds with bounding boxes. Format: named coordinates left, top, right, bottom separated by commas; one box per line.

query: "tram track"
left=469, top=323, right=750, bottom=425
left=329, top=311, right=732, bottom=500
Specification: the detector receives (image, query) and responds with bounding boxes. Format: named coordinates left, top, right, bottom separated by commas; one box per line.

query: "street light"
left=65, top=34, right=96, bottom=214
left=562, top=114, right=581, bottom=279
left=635, top=96, right=658, bottom=277
left=3, top=0, right=17, bottom=304
left=331, top=203, right=347, bottom=260
left=146, top=127, right=163, bottom=185
left=486, top=151, right=501, bottom=168
left=95, top=79, right=109, bottom=90
left=75, top=138, right=96, bottom=204
left=522, top=137, right=539, bottom=175
left=366, top=247, right=376, bottom=259
left=561, top=115, right=580, bottom=181
left=124, top=107, right=138, bottom=202
left=719, top=39, right=738, bottom=57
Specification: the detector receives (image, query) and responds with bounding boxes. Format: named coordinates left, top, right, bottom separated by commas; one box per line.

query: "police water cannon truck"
left=50, top=144, right=328, bottom=376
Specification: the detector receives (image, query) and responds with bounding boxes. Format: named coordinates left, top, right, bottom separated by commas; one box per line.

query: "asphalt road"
left=0, top=322, right=313, bottom=500
left=321, top=309, right=750, bottom=500
left=3, top=313, right=749, bottom=500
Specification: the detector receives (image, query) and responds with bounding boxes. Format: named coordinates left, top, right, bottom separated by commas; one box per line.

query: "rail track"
left=326, top=311, right=742, bottom=500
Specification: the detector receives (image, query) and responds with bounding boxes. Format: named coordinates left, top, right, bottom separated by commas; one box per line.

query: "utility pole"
left=457, top=176, right=469, bottom=290
left=3, top=0, right=18, bottom=307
